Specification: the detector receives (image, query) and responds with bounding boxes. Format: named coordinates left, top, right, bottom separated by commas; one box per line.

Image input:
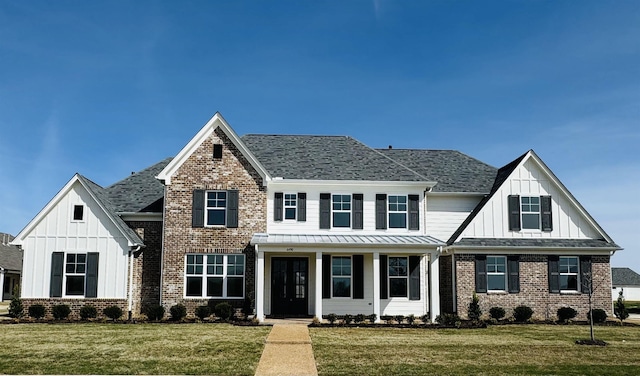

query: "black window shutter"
left=226, top=190, right=239, bottom=228
left=380, top=255, right=388, bottom=299
left=319, top=193, right=331, bottom=229
left=322, top=254, right=331, bottom=298
left=50, top=252, right=64, bottom=298
left=409, top=256, right=421, bottom=301
left=408, top=194, right=420, bottom=230
left=297, top=193, right=306, bottom=222
left=353, top=255, right=364, bottom=299
left=192, top=190, right=205, bottom=228
left=376, top=194, right=387, bottom=229
left=507, top=255, right=520, bottom=293
left=580, top=256, right=592, bottom=294
left=548, top=255, right=560, bottom=293
left=475, top=255, right=487, bottom=293
left=85, top=252, right=99, bottom=298
left=352, top=194, right=363, bottom=229
left=508, top=195, right=521, bottom=231
left=541, top=195, right=553, bottom=231
left=274, top=192, right=283, bottom=222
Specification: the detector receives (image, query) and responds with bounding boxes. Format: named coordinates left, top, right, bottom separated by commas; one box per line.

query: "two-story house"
left=11, top=113, right=620, bottom=321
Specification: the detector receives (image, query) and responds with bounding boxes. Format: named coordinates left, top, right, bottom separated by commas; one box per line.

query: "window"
left=284, top=194, right=297, bottom=220
left=521, top=196, right=540, bottom=229
left=213, top=144, right=223, bottom=159
left=72, top=205, right=84, bottom=221
left=388, top=195, right=407, bottom=228
left=559, top=256, right=579, bottom=291
left=332, top=256, right=351, bottom=297
left=388, top=257, right=408, bottom=297
left=332, top=194, right=351, bottom=227
left=487, top=256, right=507, bottom=291
left=185, top=254, right=245, bottom=298
left=206, top=191, right=227, bottom=226
left=65, top=253, right=86, bottom=295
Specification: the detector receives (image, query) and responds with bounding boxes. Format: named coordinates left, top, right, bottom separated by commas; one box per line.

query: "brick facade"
left=454, top=253, right=612, bottom=320
left=127, top=220, right=163, bottom=316
left=161, top=127, right=266, bottom=312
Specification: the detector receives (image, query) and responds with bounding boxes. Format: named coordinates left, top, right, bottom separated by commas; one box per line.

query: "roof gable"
left=612, top=267, right=640, bottom=286
left=0, top=233, right=22, bottom=272
left=106, top=158, right=172, bottom=213
left=156, top=113, right=270, bottom=185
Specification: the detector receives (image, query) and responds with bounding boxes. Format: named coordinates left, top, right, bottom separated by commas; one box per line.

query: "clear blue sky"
left=1, top=1, right=638, bottom=271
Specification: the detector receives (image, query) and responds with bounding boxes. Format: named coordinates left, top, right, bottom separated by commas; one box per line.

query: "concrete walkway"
left=255, top=323, right=318, bottom=376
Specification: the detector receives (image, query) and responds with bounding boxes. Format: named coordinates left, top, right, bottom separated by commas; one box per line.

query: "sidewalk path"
left=255, top=323, right=318, bottom=376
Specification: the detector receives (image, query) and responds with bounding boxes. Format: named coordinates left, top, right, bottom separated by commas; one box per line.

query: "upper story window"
left=388, top=195, right=407, bottom=228
left=508, top=195, right=552, bottom=232
left=185, top=254, right=245, bottom=298
left=192, top=189, right=238, bottom=228
left=72, top=205, right=84, bottom=221
left=332, top=194, right=351, bottom=227
left=206, top=191, right=227, bottom=226
left=284, top=194, right=297, bottom=220
left=274, top=192, right=307, bottom=222
left=213, top=144, right=223, bottom=159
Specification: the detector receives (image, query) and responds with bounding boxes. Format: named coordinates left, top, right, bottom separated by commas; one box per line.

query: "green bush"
left=103, top=305, right=123, bottom=321
left=8, top=286, right=23, bottom=318
left=79, top=305, right=97, bottom=320
left=614, top=290, right=629, bottom=323
left=354, top=314, right=366, bottom=324
left=513, top=305, right=533, bottom=322
left=468, top=293, right=482, bottom=321
left=489, top=306, right=506, bottom=320
left=343, top=314, right=353, bottom=324
left=420, top=314, right=430, bottom=324
left=145, top=305, right=165, bottom=321
left=406, top=314, right=416, bottom=325
left=380, top=315, right=394, bottom=324
left=394, top=315, right=405, bottom=324
left=28, top=304, right=46, bottom=319
left=366, top=313, right=377, bottom=323
left=557, top=307, right=577, bottom=323
left=326, top=313, right=338, bottom=324
left=588, top=308, right=607, bottom=324
left=52, top=304, right=71, bottom=320
left=195, top=305, right=210, bottom=320
left=169, top=304, right=187, bottom=321
left=435, top=313, right=461, bottom=327
left=214, top=302, right=235, bottom=321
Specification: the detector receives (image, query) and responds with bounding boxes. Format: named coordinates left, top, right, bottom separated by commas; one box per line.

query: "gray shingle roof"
left=612, top=267, right=640, bottom=286
left=105, top=158, right=172, bottom=213
left=452, top=238, right=619, bottom=249
left=377, top=149, right=498, bottom=193
left=0, top=233, right=22, bottom=272
left=241, top=135, right=428, bottom=181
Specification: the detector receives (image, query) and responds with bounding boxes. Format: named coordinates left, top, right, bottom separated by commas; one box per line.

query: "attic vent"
left=213, top=144, right=223, bottom=159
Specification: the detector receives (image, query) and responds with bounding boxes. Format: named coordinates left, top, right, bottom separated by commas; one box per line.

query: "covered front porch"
left=251, top=234, right=444, bottom=323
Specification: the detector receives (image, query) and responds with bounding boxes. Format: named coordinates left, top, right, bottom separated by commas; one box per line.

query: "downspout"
left=128, top=245, right=141, bottom=321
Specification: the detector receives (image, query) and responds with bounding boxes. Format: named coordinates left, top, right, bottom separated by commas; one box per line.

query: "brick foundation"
left=21, top=299, right=128, bottom=320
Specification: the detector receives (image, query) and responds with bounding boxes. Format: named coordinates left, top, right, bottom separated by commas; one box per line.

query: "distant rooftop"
left=612, top=267, right=640, bottom=286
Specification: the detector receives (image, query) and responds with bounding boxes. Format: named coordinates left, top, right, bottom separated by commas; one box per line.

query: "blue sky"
left=1, top=1, right=638, bottom=270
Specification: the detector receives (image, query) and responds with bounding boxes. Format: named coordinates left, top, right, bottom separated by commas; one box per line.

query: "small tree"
left=468, top=293, right=482, bottom=321
left=614, top=289, right=629, bottom=325
left=8, top=285, right=23, bottom=318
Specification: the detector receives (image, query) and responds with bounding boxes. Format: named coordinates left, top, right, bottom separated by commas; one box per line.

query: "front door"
left=271, top=257, right=308, bottom=316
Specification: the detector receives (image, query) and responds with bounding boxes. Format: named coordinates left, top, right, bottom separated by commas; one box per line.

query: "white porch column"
left=372, top=252, right=381, bottom=323
left=255, top=249, right=265, bottom=322
left=429, top=252, right=440, bottom=322
left=0, top=270, right=5, bottom=302
left=315, top=251, right=323, bottom=320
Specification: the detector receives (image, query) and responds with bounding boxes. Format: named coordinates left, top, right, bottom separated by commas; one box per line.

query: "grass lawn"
left=0, top=323, right=270, bottom=375
left=310, top=324, right=640, bottom=375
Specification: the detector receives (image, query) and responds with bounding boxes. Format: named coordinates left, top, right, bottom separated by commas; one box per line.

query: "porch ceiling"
left=250, top=233, right=445, bottom=247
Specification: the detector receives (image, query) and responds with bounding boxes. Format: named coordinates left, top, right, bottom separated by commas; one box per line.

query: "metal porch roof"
left=250, top=233, right=445, bottom=247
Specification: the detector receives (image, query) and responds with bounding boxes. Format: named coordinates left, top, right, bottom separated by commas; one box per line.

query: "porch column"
left=0, top=270, right=5, bottom=302
left=372, top=252, right=381, bottom=323
left=255, top=249, right=265, bottom=322
left=315, top=251, right=323, bottom=320
left=429, top=252, right=440, bottom=322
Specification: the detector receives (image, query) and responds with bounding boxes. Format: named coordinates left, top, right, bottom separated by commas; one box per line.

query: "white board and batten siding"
left=426, top=195, right=481, bottom=242
left=21, top=181, right=130, bottom=299
left=459, top=158, right=601, bottom=240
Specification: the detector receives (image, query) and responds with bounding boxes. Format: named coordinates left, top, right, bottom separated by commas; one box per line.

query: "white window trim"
left=184, top=254, right=245, bottom=299
left=71, top=204, right=85, bottom=222
left=388, top=256, right=409, bottom=298
left=284, top=193, right=297, bottom=221
left=486, top=255, right=507, bottom=292
left=559, top=256, right=580, bottom=293
left=64, top=253, right=86, bottom=297
left=388, top=195, right=408, bottom=229
left=205, top=191, right=227, bottom=227
left=332, top=194, right=351, bottom=228
left=520, top=196, right=541, bottom=231
left=331, top=256, right=352, bottom=299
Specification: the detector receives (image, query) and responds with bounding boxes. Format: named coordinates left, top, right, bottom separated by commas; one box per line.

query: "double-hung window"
left=486, top=256, right=507, bottom=291
left=332, top=256, right=351, bottom=297
left=65, top=253, right=86, bottom=296
left=559, top=256, right=579, bottom=291
left=185, top=254, right=245, bottom=298
left=388, top=195, right=407, bottom=228
left=284, top=194, right=297, bottom=220
left=388, top=256, right=408, bottom=297
left=206, top=191, right=227, bottom=226
left=332, top=194, right=351, bottom=228
left=521, top=196, right=540, bottom=229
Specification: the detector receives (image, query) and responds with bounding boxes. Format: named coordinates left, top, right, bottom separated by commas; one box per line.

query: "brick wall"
left=455, top=254, right=612, bottom=320
left=21, top=299, right=128, bottom=320
left=127, top=220, right=163, bottom=316
left=161, top=127, right=266, bottom=310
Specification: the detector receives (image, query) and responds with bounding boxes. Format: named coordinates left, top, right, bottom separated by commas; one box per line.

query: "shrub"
left=588, top=308, right=607, bottom=324
left=8, top=286, right=23, bottom=318
left=489, top=307, right=506, bottom=321
left=468, top=293, right=482, bottom=321
left=214, top=302, right=235, bottom=321
left=326, top=313, right=338, bottom=325
left=145, top=305, right=165, bottom=321
left=614, top=290, right=629, bottom=323
left=195, top=305, right=210, bottom=320
left=169, top=304, right=187, bottom=321
left=366, top=313, right=377, bottom=324
left=435, top=313, right=461, bottom=327
left=28, top=304, right=46, bottom=319
left=380, top=315, right=393, bottom=324
left=513, top=305, right=533, bottom=322
left=394, top=315, right=405, bottom=324
left=557, top=307, right=577, bottom=323
left=79, top=305, right=97, bottom=320
left=420, top=314, right=430, bottom=324
left=354, top=314, right=365, bottom=324
left=103, top=305, right=123, bottom=321
left=406, top=314, right=416, bottom=325
left=343, top=314, right=353, bottom=324
left=52, top=304, right=71, bottom=320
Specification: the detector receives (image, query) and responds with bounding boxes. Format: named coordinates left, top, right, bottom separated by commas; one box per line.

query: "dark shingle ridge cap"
left=355, top=140, right=430, bottom=182
left=612, top=267, right=640, bottom=286
left=105, top=158, right=172, bottom=213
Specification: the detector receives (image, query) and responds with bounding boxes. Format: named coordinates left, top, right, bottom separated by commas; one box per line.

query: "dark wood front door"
left=271, top=257, right=308, bottom=316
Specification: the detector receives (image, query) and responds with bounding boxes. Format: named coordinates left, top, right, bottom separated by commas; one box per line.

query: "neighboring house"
left=11, top=113, right=621, bottom=320
left=612, top=267, right=640, bottom=301
left=0, top=233, right=22, bottom=301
